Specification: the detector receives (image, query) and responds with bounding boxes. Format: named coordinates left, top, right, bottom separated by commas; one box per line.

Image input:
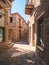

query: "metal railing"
left=26, top=0, right=33, bottom=5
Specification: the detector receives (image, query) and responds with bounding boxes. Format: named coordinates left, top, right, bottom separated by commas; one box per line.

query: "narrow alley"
left=0, top=0, right=49, bottom=65
left=0, top=40, right=46, bottom=65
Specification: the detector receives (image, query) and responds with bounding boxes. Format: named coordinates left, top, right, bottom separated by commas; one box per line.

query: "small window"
left=10, top=17, right=13, bottom=23
left=19, top=18, right=21, bottom=27
left=0, top=28, right=5, bottom=42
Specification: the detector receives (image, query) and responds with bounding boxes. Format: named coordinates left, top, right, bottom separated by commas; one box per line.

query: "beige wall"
left=8, top=13, right=28, bottom=42
left=28, top=12, right=37, bottom=47
left=26, top=0, right=41, bottom=48
left=26, top=0, right=44, bottom=50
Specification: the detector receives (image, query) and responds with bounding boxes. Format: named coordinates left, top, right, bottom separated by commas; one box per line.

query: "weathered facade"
left=8, top=13, right=27, bottom=42
left=0, top=0, right=14, bottom=54
left=25, top=0, right=49, bottom=65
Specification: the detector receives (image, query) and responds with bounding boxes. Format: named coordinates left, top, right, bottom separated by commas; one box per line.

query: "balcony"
left=0, top=0, right=14, bottom=8
left=25, top=0, right=34, bottom=15
left=9, top=0, right=14, bottom=2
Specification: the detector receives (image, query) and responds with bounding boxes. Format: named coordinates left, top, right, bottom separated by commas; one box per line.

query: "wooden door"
left=32, top=24, right=35, bottom=46
left=9, top=29, right=14, bottom=41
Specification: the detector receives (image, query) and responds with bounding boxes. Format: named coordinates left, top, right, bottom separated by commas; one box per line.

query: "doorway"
left=19, top=29, right=21, bottom=39
left=9, top=29, right=14, bottom=41
left=32, top=24, right=35, bottom=46
left=37, top=16, right=44, bottom=48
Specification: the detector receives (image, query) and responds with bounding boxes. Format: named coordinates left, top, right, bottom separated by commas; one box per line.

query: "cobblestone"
left=0, top=41, right=46, bottom=65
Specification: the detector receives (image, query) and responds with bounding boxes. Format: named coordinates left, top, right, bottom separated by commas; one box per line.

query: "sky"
left=11, top=0, right=28, bottom=22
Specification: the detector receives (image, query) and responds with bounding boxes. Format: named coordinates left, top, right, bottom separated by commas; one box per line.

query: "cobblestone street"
left=0, top=40, right=46, bottom=65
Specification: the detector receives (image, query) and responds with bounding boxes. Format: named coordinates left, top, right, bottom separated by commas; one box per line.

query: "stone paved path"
left=0, top=41, right=46, bottom=65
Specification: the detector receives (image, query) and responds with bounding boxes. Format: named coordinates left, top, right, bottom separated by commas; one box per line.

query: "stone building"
left=0, top=0, right=14, bottom=54
left=25, top=0, right=49, bottom=65
left=8, top=13, right=27, bottom=42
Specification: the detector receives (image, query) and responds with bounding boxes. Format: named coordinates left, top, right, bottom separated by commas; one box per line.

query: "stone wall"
left=36, top=1, right=49, bottom=64
left=8, top=13, right=28, bottom=42
left=37, top=17, right=49, bottom=65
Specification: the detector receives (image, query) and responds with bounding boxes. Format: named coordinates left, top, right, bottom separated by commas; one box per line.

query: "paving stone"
left=0, top=40, right=46, bottom=65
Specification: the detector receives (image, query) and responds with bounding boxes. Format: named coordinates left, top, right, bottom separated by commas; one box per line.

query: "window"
left=37, top=16, right=44, bottom=48
left=0, top=28, right=5, bottom=42
left=19, top=18, right=21, bottom=28
left=0, top=16, right=4, bottom=27
left=10, top=17, right=13, bottom=23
